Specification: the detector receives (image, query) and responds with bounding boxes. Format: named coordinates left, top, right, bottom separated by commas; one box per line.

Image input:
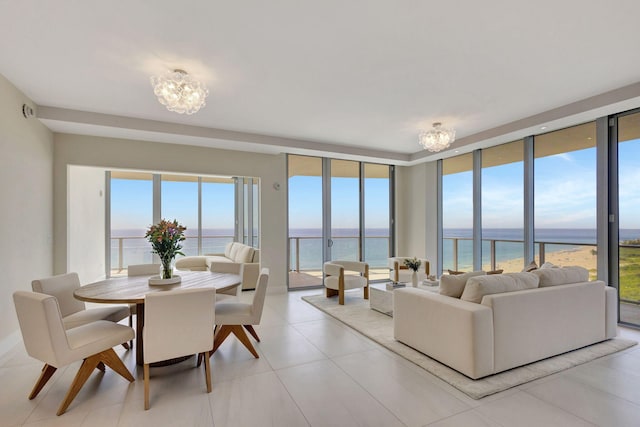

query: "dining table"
left=73, top=270, right=241, bottom=366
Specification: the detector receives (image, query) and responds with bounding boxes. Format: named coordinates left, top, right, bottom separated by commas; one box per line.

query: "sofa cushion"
left=234, top=245, right=255, bottom=263
left=224, top=242, right=234, bottom=258
left=229, top=243, right=241, bottom=261
left=439, top=271, right=486, bottom=298
left=461, top=272, right=539, bottom=304
left=532, top=266, right=589, bottom=287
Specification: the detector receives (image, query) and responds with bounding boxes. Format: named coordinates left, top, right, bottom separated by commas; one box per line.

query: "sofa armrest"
left=393, top=288, right=494, bottom=379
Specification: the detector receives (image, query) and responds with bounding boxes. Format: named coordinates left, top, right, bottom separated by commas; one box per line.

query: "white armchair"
left=388, top=257, right=430, bottom=284
left=324, top=260, right=369, bottom=305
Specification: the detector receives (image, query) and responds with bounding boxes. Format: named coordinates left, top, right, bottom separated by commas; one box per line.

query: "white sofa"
left=393, top=267, right=618, bottom=379
left=175, top=242, right=260, bottom=291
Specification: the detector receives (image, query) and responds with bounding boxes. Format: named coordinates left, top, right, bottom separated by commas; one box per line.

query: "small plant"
left=403, top=257, right=421, bottom=272
left=145, top=219, right=186, bottom=279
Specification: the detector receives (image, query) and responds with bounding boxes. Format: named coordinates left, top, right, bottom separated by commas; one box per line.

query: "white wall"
left=53, top=134, right=288, bottom=292
left=68, top=165, right=106, bottom=283
left=0, top=74, right=53, bottom=350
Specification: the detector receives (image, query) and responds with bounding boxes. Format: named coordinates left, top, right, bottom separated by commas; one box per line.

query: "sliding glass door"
left=617, top=111, right=640, bottom=326
left=287, top=155, right=393, bottom=289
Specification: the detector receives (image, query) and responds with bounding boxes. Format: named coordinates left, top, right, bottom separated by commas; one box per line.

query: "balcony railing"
left=110, top=235, right=234, bottom=273
left=288, top=236, right=390, bottom=272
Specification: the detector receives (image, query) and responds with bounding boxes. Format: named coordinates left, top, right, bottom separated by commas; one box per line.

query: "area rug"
left=302, top=293, right=637, bottom=399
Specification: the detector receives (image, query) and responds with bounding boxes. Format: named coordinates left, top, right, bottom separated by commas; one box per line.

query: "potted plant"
left=145, top=219, right=186, bottom=280
left=403, top=257, right=422, bottom=287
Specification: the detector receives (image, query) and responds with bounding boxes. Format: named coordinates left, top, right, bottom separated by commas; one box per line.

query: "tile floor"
left=2, top=289, right=640, bottom=426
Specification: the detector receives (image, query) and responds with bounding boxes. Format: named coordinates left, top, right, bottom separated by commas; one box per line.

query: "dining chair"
left=143, top=288, right=216, bottom=410
left=32, top=272, right=131, bottom=350
left=127, top=263, right=161, bottom=347
left=13, top=291, right=135, bottom=416
left=323, top=261, right=369, bottom=305
left=207, top=268, right=269, bottom=359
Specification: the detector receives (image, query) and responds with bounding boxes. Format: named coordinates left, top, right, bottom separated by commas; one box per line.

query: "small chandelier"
left=150, top=69, right=209, bottom=114
left=418, top=122, right=456, bottom=152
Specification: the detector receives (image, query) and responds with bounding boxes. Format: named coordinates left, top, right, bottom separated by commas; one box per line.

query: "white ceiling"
left=2, top=1, right=640, bottom=165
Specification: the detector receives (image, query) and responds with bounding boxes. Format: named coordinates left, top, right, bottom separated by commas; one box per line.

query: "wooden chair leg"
left=100, top=348, right=135, bottom=382
left=326, top=288, right=338, bottom=298
left=339, top=275, right=345, bottom=305
left=243, top=325, right=260, bottom=342
left=121, top=342, right=130, bottom=351
left=230, top=325, right=259, bottom=358
left=203, top=351, right=212, bottom=393
left=211, top=324, right=234, bottom=355
left=196, top=353, right=203, bottom=367
left=96, top=361, right=106, bottom=372
left=364, top=284, right=369, bottom=300
left=57, top=353, right=101, bottom=415
left=128, top=314, right=133, bottom=348
left=29, top=364, right=57, bottom=400
left=144, top=363, right=150, bottom=410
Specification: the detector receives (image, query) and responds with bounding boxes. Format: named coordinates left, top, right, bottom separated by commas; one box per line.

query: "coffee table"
left=370, top=282, right=440, bottom=317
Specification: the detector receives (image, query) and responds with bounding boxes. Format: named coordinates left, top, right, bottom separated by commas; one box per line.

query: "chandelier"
left=418, top=122, right=456, bottom=152
left=150, top=69, right=209, bottom=114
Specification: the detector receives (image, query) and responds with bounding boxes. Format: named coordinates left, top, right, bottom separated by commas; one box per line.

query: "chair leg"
left=203, top=351, right=212, bottom=393
left=213, top=325, right=259, bottom=358
left=128, top=314, right=133, bottom=348
left=243, top=325, right=260, bottom=342
left=196, top=353, right=203, bottom=367
left=364, top=285, right=369, bottom=300
left=339, top=288, right=345, bottom=305
left=57, top=354, right=101, bottom=415
left=100, top=348, right=135, bottom=382
left=96, top=362, right=106, bottom=372
left=326, top=288, right=338, bottom=298
left=29, top=364, right=57, bottom=400
left=121, top=342, right=130, bottom=351
left=144, top=363, right=150, bottom=410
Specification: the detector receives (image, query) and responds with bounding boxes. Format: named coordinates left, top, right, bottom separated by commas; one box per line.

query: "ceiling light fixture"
left=150, top=69, right=209, bottom=114
left=418, top=122, right=456, bottom=152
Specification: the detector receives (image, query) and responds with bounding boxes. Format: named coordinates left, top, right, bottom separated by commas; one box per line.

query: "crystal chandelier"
left=150, top=69, right=209, bottom=114
left=418, top=122, right=456, bottom=152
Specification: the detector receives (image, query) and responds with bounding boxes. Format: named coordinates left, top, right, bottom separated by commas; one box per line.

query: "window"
left=442, top=153, right=473, bottom=271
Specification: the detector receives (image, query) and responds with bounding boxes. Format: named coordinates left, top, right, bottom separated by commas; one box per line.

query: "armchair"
left=323, top=260, right=369, bottom=305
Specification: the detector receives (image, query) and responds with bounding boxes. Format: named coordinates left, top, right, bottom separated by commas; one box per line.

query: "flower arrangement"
left=145, top=219, right=186, bottom=279
left=403, top=257, right=422, bottom=272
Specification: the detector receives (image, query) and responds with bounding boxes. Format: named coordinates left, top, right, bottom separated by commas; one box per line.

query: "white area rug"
left=302, top=292, right=637, bottom=399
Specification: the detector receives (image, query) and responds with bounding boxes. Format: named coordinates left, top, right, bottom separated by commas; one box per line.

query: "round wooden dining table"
left=74, top=271, right=241, bottom=366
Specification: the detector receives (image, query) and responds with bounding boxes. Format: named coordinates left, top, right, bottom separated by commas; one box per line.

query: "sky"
left=443, top=138, right=640, bottom=230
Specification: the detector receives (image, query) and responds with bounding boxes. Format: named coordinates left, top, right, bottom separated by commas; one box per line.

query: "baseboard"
left=0, top=330, right=21, bottom=359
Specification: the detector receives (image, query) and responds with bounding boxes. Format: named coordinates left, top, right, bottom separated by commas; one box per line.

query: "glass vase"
left=160, top=260, right=174, bottom=279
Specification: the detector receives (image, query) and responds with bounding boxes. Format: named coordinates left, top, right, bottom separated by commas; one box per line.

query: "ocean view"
left=111, top=227, right=640, bottom=272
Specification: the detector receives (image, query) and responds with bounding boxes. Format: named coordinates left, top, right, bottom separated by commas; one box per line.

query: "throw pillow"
left=532, top=266, right=589, bottom=287
left=540, top=262, right=559, bottom=269
left=487, top=269, right=504, bottom=275
left=447, top=269, right=464, bottom=275
left=440, top=271, right=486, bottom=298
left=522, top=260, right=538, bottom=272
left=460, top=272, right=540, bottom=304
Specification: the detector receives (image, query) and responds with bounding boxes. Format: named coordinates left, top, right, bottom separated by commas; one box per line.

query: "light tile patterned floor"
left=2, top=289, right=640, bottom=426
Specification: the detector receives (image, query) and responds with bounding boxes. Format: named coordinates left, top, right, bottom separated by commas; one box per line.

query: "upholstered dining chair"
left=126, top=263, right=161, bottom=347
left=206, top=268, right=269, bottom=359
left=143, top=288, right=216, bottom=410
left=32, top=272, right=131, bottom=350
left=323, top=261, right=369, bottom=305
left=13, top=291, right=135, bottom=416
left=388, top=257, right=430, bottom=284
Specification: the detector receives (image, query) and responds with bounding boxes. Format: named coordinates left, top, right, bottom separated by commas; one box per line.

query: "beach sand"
left=492, top=246, right=598, bottom=278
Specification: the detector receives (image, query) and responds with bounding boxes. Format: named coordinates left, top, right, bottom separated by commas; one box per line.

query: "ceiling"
left=2, top=1, right=640, bottom=165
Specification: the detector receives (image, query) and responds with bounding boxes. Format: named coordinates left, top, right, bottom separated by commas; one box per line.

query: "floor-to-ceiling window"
left=617, top=111, right=640, bottom=325
left=107, top=172, right=258, bottom=277
left=442, top=153, right=474, bottom=271
left=109, top=172, right=153, bottom=275
left=481, top=141, right=524, bottom=272
left=287, top=155, right=394, bottom=289
left=534, top=122, right=597, bottom=277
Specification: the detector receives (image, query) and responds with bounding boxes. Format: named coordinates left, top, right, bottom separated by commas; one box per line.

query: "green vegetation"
left=620, top=246, right=640, bottom=302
